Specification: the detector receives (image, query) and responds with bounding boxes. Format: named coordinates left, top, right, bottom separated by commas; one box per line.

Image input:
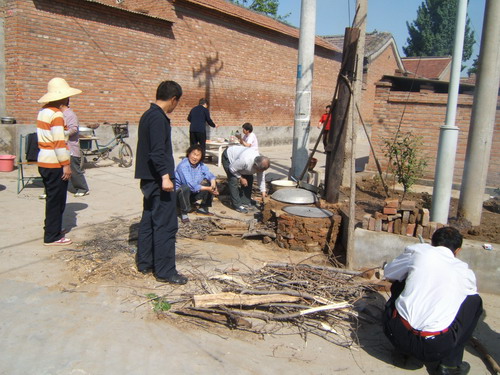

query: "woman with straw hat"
left=37, top=77, right=81, bottom=246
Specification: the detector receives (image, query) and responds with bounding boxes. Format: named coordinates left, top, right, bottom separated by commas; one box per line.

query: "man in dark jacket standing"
left=187, top=98, right=218, bottom=153
left=134, top=80, right=187, bottom=285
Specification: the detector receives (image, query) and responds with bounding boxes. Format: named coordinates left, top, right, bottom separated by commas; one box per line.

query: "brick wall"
left=367, top=77, right=500, bottom=188
left=2, top=0, right=340, bottom=131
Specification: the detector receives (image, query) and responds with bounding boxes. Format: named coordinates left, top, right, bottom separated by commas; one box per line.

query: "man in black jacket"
left=134, top=80, right=187, bottom=285
left=187, top=98, right=218, bottom=153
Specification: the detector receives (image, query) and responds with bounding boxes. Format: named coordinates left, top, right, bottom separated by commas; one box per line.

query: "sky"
left=278, top=0, right=486, bottom=72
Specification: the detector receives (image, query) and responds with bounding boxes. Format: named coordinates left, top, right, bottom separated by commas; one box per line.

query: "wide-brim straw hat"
left=37, top=77, right=82, bottom=103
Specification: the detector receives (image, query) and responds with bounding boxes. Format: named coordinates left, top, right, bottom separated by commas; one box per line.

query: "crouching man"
left=175, top=144, right=218, bottom=223
left=382, top=226, right=483, bottom=375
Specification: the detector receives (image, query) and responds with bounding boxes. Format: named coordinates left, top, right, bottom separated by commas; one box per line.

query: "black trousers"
left=39, top=167, right=68, bottom=243
left=221, top=149, right=253, bottom=208
left=176, top=184, right=213, bottom=214
left=137, top=179, right=178, bottom=278
left=383, top=281, right=483, bottom=366
left=189, top=131, right=207, bottom=153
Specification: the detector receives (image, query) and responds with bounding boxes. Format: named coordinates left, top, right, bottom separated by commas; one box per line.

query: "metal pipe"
left=291, top=0, right=316, bottom=180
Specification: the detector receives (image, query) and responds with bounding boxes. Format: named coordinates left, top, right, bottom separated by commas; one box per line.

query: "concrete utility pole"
left=346, top=0, right=367, bottom=268
left=430, top=0, right=468, bottom=224
left=458, top=0, right=500, bottom=225
left=291, top=0, right=316, bottom=179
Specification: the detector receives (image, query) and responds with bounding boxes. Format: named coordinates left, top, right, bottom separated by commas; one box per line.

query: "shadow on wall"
left=192, top=52, right=224, bottom=140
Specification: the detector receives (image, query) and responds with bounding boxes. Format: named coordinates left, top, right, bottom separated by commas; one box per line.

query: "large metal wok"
left=270, top=188, right=318, bottom=205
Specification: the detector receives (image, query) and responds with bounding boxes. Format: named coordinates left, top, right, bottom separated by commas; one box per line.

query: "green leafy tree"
left=384, top=132, right=428, bottom=200
left=467, top=55, right=479, bottom=76
left=229, top=0, right=289, bottom=22
left=404, top=0, right=475, bottom=69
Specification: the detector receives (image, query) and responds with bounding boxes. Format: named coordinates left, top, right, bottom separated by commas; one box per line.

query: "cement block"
left=402, top=211, right=410, bottom=224
left=421, top=208, right=430, bottom=226
left=352, top=228, right=500, bottom=294
left=400, top=200, right=416, bottom=210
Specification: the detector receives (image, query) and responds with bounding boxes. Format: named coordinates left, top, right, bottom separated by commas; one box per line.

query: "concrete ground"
left=0, top=144, right=498, bottom=375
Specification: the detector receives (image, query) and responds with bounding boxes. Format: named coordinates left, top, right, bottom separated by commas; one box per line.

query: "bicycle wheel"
left=118, top=142, right=133, bottom=168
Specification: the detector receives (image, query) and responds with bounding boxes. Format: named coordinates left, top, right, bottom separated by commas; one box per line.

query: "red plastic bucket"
left=0, top=155, right=16, bottom=172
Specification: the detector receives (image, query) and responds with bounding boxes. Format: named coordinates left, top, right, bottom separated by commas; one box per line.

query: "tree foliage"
left=229, top=0, right=289, bottom=22
left=403, top=0, right=475, bottom=68
left=467, top=55, right=479, bottom=76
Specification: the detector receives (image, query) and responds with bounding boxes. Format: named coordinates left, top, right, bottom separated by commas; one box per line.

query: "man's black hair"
left=199, top=98, right=208, bottom=106
left=156, top=81, right=182, bottom=101
left=242, top=122, right=253, bottom=132
left=185, top=144, right=205, bottom=160
left=431, top=226, right=463, bottom=252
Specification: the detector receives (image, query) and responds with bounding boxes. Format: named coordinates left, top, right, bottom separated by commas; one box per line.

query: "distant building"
left=323, top=31, right=405, bottom=126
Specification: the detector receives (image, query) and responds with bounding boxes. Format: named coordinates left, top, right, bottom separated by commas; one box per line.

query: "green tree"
left=229, top=0, right=289, bottom=22
left=403, top=0, right=475, bottom=69
left=467, top=55, right=479, bottom=76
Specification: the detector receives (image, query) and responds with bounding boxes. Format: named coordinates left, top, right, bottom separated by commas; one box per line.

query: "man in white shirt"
left=221, top=145, right=270, bottom=213
left=383, top=227, right=482, bottom=375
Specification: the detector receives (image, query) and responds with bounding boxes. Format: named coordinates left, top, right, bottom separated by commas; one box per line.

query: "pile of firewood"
left=156, top=263, right=376, bottom=347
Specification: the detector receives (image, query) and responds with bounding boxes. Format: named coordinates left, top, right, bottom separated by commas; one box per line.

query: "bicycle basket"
left=112, top=123, right=129, bottom=138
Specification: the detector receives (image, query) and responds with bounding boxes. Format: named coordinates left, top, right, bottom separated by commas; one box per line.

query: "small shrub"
left=384, top=131, right=427, bottom=200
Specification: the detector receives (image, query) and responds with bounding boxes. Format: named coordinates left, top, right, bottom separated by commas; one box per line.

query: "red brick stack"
left=362, top=199, right=444, bottom=239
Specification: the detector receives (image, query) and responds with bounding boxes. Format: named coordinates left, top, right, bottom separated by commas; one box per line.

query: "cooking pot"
left=1, top=117, right=16, bottom=124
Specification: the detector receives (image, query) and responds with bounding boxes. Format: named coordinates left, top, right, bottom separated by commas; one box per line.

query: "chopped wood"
left=193, top=292, right=301, bottom=308
left=265, top=262, right=365, bottom=276
left=165, top=262, right=374, bottom=348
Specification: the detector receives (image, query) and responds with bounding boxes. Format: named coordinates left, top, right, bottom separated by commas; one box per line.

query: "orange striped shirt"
left=37, top=106, right=70, bottom=168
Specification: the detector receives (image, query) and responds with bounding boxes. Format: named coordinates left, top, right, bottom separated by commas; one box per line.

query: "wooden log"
left=470, top=337, right=500, bottom=374
left=224, top=302, right=351, bottom=321
left=193, top=292, right=301, bottom=308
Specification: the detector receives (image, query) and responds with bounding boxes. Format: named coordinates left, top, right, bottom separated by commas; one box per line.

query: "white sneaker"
left=39, top=193, right=46, bottom=199
left=74, top=191, right=89, bottom=197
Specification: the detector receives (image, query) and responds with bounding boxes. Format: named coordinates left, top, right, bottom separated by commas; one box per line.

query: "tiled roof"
left=322, top=31, right=404, bottom=70
left=180, top=0, right=340, bottom=52
left=322, top=31, right=393, bottom=58
left=82, top=0, right=175, bottom=21
left=401, top=56, right=452, bottom=80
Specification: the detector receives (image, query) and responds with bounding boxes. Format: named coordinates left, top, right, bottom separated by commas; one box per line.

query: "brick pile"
left=263, top=199, right=342, bottom=253
left=362, top=199, right=444, bottom=239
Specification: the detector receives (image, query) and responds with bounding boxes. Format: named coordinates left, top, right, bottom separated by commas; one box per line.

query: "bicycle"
left=79, top=122, right=133, bottom=170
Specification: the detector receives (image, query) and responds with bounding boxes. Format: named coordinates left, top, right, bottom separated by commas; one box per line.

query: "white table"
left=205, top=141, right=237, bottom=167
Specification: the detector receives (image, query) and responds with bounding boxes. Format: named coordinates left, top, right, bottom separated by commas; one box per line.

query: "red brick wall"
left=367, top=79, right=500, bottom=188
left=2, top=0, right=340, bottom=129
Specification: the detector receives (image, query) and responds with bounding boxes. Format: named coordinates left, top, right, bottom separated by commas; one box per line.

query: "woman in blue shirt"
left=175, top=144, right=218, bottom=223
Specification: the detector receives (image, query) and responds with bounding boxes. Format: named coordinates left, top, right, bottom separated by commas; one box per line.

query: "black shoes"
left=155, top=273, right=188, bottom=285
left=138, top=268, right=153, bottom=275
left=196, top=208, right=214, bottom=216
left=436, top=362, right=470, bottom=375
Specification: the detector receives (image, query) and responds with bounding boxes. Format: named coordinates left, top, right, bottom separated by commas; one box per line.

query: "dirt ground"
left=352, top=175, right=500, bottom=244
